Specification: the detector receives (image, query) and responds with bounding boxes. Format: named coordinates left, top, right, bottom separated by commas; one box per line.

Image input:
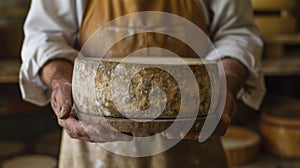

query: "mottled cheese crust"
left=73, top=57, right=219, bottom=119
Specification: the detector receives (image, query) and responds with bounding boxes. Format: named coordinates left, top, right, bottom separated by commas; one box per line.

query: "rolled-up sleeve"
left=203, top=0, right=266, bottom=110
left=20, top=0, right=81, bottom=106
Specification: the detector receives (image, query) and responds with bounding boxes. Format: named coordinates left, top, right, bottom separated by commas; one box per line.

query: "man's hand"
left=51, top=80, right=73, bottom=119
left=162, top=57, right=248, bottom=140
left=41, top=59, right=132, bottom=143
left=162, top=92, right=237, bottom=140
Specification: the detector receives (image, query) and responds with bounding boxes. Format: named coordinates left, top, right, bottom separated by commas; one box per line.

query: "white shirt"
left=20, top=0, right=265, bottom=110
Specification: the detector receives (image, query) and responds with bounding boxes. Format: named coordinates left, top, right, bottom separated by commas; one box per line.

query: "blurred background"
left=0, top=0, right=62, bottom=167
left=0, top=0, right=300, bottom=167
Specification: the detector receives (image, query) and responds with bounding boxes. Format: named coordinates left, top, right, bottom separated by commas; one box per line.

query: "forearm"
left=221, top=57, right=249, bottom=97
left=40, top=59, right=73, bottom=89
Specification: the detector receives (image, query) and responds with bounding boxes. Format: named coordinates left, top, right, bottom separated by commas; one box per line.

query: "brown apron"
left=59, top=0, right=227, bottom=167
left=79, top=0, right=208, bottom=58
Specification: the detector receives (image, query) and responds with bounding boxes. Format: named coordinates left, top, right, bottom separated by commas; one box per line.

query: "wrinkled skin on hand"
left=52, top=81, right=133, bottom=143
left=42, top=60, right=132, bottom=143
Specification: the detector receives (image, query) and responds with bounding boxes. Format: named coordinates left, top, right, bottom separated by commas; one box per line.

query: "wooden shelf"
left=252, top=0, right=296, bottom=10
left=0, top=59, right=20, bottom=83
left=233, top=153, right=300, bottom=168
left=262, top=56, right=300, bottom=76
left=262, top=34, right=300, bottom=58
left=0, top=7, right=28, bottom=16
left=263, top=34, right=300, bottom=44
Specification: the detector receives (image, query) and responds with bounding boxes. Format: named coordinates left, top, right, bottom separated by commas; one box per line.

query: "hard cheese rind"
left=73, top=57, right=219, bottom=119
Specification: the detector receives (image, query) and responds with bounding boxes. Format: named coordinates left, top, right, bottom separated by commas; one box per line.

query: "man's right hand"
left=41, top=59, right=132, bottom=143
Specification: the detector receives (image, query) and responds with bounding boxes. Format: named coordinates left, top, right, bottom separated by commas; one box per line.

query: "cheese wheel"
left=221, top=126, right=261, bottom=167
left=73, top=57, right=219, bottom=119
